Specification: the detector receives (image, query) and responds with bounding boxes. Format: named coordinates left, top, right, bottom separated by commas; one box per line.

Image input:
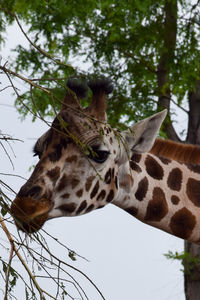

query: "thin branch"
left=0, top=173, right=26, bottom=181
left=0, top=141, right=14, bottom=169
left=0, top=216, right=46, bottom=299
left=13, top=12, right=74, bottom=70
left=29, top=77, right=66, bottom=81
left=4, top=243, right=14, bottom=300
left=34, top=235, right=106, bottom=300
left=55, top=261, right=61, bottom=299
left=0, top=180, right=17, bottom=195
left=167, top=96, right=189, bottom=114
left=0, top=85, right=13, bottom=92
left=0, top=65, right=51, bottom=94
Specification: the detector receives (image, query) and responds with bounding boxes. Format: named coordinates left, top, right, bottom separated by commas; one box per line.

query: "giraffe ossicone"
left=14, top=77, right=200, bottom=244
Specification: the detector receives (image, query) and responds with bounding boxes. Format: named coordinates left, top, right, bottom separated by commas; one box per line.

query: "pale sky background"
left=0, top=22, right=187, bottom=300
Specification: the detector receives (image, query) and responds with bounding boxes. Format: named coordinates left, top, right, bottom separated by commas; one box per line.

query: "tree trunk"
left=184, top=81, right=200, bottom=300
left=157, top=0, right=180, bottom=142
left=157, top=1, right=200, bottom=299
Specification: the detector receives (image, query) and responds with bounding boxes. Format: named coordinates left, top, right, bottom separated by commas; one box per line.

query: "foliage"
left=0, top=0, right=199, bottom=128
left=165, top=250, right=200, bottom=280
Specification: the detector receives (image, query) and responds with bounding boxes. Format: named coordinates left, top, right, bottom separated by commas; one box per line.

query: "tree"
left=1, top=0, right=200, bottom=299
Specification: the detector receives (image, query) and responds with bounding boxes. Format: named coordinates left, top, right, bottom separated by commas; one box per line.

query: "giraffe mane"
left=150, top=138, right=200, bottom=164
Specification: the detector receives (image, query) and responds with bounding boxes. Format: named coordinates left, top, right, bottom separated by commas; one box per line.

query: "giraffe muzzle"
left=11, top=196, right=52, bottom=233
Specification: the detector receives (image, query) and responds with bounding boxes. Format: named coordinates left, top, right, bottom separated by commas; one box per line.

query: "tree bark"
left=157, top=0, right=180, bottom=142
left=186, top=80, right=200, bottom=145
left=184, top=81, right=200, bottom=300
left=157, top=2, right=200, bottom=299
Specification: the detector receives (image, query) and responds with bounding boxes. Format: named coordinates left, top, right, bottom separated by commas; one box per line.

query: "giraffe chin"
left=11, top=196, right=52, bottom=233
left=17, top=213, right=49, bottom=233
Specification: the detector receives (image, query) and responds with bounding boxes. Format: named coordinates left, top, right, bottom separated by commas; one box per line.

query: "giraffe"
left=11, top=78, right=200, bottom=244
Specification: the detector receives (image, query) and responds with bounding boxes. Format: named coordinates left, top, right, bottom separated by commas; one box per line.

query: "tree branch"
left=0, top=216, right=46, bottom=299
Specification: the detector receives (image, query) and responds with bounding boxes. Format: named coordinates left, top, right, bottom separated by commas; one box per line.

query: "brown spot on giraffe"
left=46, top=167, right=60, bottom=184
left=71, top=178, right=80, bottom=189
left=77, top=200, right=87, bottom=214
left=135, top=177, right=148, bottom=201
left=97, top=190, right=106, bottom=201
left=115, top=176, right=118, bottom=189
left=61, top=193, right=70, bottom=199
left=186, top=178, right=200, bottom=207
left=56, top=175, right=79, bottom=191
left=65, top=155, right=78, bottom=163
left=144, top=187, right=168, bottom=222
left=145, top=155, right=164, bottom=180
left=76, top=189, right=83, bottom=197
left=171, top=195, right=180, bottom=205
left=167, top=168, right=183, bottom=191
left=59, top=203, right=76, bottom=213
left=48, top=144, right=63, bottom=162
left=106, top=189, right=114, bottom=202
left=125, top=207, right=138, bottom=216
left=90, top=181, right=100, bottom=199
left=56, top=174, right=67, bottom=192
left=131, top=153, right=142, bottom=163
left=85, top=176, right=95, bottom=192
left=104, top=168, right=112, bottom=184
left=158, top=156, right=171, bottom=165
left=129, top=161, right=142, bottom=173
left=170, top=207, right=196, bottom=239
left=86, top=204, right=95, bottom=213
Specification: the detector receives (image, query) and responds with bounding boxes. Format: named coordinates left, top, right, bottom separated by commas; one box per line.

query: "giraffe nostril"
left=28, top=186, right=42, bottom=198
left=18, top=185, right=42, bottom=198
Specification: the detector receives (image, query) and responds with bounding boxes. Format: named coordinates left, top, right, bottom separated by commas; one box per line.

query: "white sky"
left=0, top=23, right=185, bottom=300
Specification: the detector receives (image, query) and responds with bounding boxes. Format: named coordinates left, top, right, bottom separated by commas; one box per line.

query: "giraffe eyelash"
left=33, top=140, right=43, bottom=158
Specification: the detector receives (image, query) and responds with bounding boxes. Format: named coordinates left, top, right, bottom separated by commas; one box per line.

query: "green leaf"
left=1, top=207, right=7, bottom=217
left=68, top=251, right=76, bottom=261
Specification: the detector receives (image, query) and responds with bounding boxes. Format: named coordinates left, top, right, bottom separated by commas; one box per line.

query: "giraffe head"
left=11, top=78, right=167, bottom=233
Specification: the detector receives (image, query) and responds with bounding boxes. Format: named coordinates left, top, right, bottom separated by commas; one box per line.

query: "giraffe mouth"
left=11, top=197, right=53, bottom=233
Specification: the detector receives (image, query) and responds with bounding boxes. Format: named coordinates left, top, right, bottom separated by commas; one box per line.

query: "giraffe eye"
left=87, top=147, right=110, bottom=163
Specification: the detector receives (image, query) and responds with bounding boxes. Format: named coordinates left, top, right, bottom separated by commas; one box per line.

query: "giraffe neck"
left=113, top=152, right=200, bottom=244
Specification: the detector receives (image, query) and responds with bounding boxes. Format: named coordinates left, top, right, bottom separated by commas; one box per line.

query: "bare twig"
left=0, top=173, right=26, bottom=181
left=4, top=243, right=14, bottom=300
left=0, top=140, right=14, bottom=169
left=34, top=234, right=106, bottom=300
left=0, top=216, right=46, bottom=299
left=0, top=85, right=13, bottom=92
left=0, top=65, right=51, bottom=94
left=13, top=12, right=74, bottom=70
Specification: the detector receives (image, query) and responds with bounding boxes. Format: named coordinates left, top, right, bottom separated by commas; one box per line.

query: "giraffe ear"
left=129, top=110, right=167, bottom=153
left=120, top=109, right=167, bottom=159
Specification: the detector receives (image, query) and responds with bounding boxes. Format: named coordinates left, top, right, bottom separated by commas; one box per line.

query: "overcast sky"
left=0, top=23, right=185, bottom=300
